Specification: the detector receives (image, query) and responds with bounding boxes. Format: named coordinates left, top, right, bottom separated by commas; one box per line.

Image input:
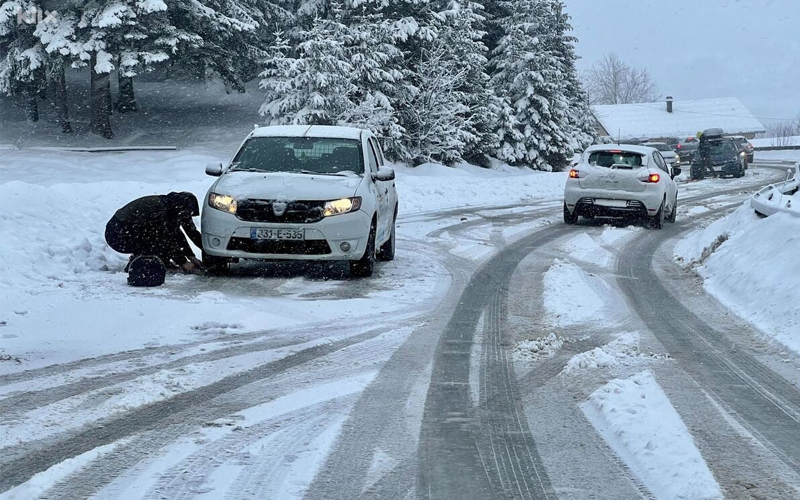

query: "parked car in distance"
left=675, top=137, right=700, bottom=164
left=201, top=125, right=398, bottom=277
left=564, top=144, right=680, bottom=229
left=690, top=134, right=746, bottom=180
left=730, top=135, right=755, bottom=164
left=642, top=142, right=680, bottom=167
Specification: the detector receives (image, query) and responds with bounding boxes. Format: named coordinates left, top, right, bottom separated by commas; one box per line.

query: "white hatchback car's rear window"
left=588, top=151, right=644, bottom=168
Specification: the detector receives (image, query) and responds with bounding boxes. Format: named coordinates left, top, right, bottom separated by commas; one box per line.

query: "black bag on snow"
left=127, top=255, right=167, bottom=287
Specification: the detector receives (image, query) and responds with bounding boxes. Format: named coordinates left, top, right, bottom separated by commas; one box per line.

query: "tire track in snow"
left=618, top=207, right=800, bottom=476
left=417, top=225, right=569, bottom=499
left=0, top=325, right=390, bottom=492
left=11, top=320, right=418, bottom=499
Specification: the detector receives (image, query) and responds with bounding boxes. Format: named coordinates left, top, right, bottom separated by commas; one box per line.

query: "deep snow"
left=0, top=148, right=567, bottom=372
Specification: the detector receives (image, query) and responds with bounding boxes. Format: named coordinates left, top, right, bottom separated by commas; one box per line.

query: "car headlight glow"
left=209, top=193, right=238, bottom=214
left=323, top=197, right=362, bottom=217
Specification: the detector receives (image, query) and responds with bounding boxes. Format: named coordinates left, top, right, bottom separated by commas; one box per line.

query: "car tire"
left=563, top=203, right=578, bottom=225
left=666, top=196, right=677, bottom=223
left=202, top=251, right=229, bottom=275
left=377, top=211, right=396, bottom=262
left=350, top=225, right=376, bottom=278
left=648, top=199, right=665, bottom=229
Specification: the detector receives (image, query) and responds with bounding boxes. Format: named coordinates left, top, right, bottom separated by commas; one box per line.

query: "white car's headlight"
left=323, top=197, right=362, bottom=217
left=209, top=193, right=238, bottom=214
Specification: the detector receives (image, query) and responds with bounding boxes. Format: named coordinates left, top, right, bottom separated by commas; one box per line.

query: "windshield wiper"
left=293, top=170, right=353, bottom=176
left=229, top=166, right=265, bottom=172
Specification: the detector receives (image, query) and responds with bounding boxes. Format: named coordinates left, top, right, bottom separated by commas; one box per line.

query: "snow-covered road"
left=1, top=151, right=799, bottom=500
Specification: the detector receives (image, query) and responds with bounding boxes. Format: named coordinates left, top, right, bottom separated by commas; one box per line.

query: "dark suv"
left=690, top=133, right=746, bottom=180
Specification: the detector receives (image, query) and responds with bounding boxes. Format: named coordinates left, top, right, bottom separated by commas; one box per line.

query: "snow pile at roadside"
left=513, top=333, right=566, bottom=361
left=561, top=332, right=668, bottom=374
left=543, top=260, right=608, bottom=327
left=674, top=204, right=800, bottom=354
left=559, top=233, right=613, bottom=268
left=581, top=371, right=723, bottom=500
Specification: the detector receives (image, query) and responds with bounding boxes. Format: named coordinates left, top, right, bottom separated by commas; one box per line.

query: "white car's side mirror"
left=206, top=162, right=224, bottom=177
left=373, top=167, right=395, bottom=182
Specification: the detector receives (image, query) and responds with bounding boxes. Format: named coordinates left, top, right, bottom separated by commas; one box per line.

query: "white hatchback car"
left=202, top=125, right=398, bottom=277
left=564, top=144, right=680, bottom=229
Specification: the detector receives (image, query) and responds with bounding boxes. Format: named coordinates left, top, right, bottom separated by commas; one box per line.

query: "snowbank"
left=561, top=332, right=667, bottom=374
left=581, top=371, right=722, bottom=500
left=543, top=260, right=608, bottom=327
left=674, top=204, right=800, bottom=354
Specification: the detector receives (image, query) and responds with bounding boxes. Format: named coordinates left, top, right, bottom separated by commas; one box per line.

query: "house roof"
left=592, top=97, right=765, bottom=140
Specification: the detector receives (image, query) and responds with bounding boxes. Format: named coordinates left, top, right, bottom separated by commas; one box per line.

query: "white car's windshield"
left=231, top=137, right=364, bottom=175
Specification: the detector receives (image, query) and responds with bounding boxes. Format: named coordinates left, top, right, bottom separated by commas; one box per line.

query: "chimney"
left=666, top=96, right=674, bottom=113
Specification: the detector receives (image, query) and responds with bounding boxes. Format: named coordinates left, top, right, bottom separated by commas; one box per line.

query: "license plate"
left=594, top=199, right=628, bottom=207
left=250, top=228, right=305, bottom=240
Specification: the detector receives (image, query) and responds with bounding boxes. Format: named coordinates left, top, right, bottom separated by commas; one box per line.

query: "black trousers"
left=105, top=216, right=188, bottom=265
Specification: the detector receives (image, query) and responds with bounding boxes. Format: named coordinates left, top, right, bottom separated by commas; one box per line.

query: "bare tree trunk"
left=51, top=59, right=73, bottom=133
left=23, top=86, right=38, bottom=122
left=116, top=73, right=137, bottom=113
left=90, top=53, right=114, bottom=139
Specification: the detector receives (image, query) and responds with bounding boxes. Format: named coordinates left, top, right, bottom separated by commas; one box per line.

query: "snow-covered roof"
left=592, top=97, right=765, bottom=140
left=250, top=125, right=366, bottom=140
left=584, top=144, right=657, bottom=156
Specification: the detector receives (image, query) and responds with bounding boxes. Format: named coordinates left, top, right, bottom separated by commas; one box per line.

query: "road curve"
left=617, top=209, right=800, bottom=475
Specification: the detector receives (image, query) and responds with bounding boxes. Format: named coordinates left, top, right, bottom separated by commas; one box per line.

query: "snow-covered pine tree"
left=166, top=0, right=274, bottom=92
left=260, top=12, right=357, bottom=126
left=34, top=7, right=83, bottom=132
left=435, top=1, right=499, bottom=166
left=0, top=1, right=47, bottom=122
left=336, top=3, right=405, bottom=155
left=73, top=0, right=172, bottom=137
left=262, top=0, right=406, bottom=151
left=490, top=0, right=574, bottom=171
left=544, top=0, right=595, bottom=151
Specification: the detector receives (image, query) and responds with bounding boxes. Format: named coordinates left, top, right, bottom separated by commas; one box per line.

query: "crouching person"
left=106, top=192, right=204, bottom=285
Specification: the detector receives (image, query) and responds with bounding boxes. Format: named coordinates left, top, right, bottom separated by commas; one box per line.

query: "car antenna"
left=617, top=129, right=621, bottom=145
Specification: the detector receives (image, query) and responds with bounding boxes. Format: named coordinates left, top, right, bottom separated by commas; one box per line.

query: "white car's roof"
left=585, top=144, right=657, bottom=155
left=250, top=125, right=366, bottom=140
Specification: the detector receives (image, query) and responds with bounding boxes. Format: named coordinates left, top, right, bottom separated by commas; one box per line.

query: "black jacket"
left=110, top=192, right=202, bottom=263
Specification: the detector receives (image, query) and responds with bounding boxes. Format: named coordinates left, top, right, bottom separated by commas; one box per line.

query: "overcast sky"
left=562, top=0, right=800, bottom=125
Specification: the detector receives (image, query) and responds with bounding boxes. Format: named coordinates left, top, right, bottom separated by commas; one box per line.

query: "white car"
left=564, top=144, right=680, bottom=229
left=642, top=141, right=680, bottom=167
left=201, top=125, right=398, bottom=277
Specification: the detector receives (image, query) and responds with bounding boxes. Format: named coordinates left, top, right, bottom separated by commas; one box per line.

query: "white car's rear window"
left=588, top=151, right=644, bottom=168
